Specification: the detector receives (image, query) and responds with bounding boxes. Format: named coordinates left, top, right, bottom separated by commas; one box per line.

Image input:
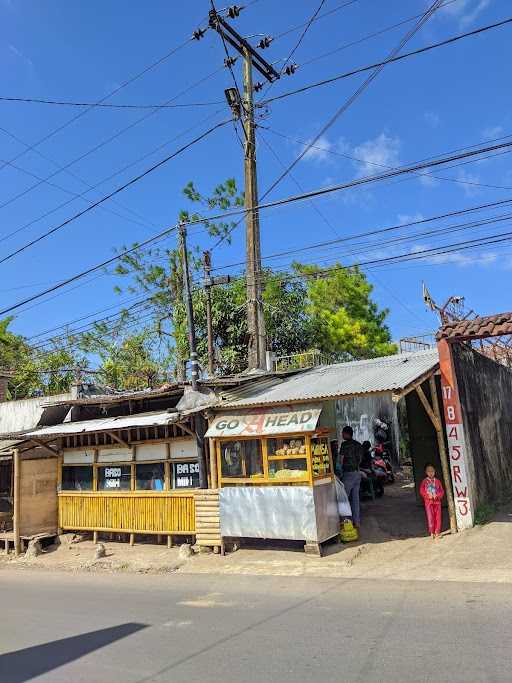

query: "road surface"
left=0, top=569, right=510, bottom=682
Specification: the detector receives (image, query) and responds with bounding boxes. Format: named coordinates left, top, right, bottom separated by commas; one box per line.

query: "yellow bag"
left=340, top=519, right=359, bottom=543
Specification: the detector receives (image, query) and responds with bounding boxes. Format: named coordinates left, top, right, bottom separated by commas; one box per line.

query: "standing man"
left=338, top=425, right=363, bottom=529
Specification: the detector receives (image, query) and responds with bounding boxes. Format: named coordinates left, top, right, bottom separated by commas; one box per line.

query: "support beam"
left=13, top=449, right=21, bottom=556
left=429, top=376, right=457, bottom=534
left=105, top=431, right=130, bottom=448
left=416, top=384, right=440, bottom=431
left=31, top=439, right=60, bottom=457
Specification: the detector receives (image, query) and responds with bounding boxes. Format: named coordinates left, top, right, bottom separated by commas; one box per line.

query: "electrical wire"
left=2, top=137, right=511, bottom=317
left=261, top=0, right=446, bottom=198
left=0, top=66, right=225, bottom=215
left=0, top=118, right=230, bottom=265
left=273, top=0, right=360, bottom=41
left=262, top=16, right=512, bottom=106
left=0, top=107, right=225, bottom=245
left=260, top=126, right=512, bottom=193
left=0, top=96, right=223, bottom=109
left=0, top=35, right=198, bottom=177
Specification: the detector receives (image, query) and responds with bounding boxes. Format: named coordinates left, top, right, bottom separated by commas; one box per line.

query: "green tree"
left=297, top=263, right=396, bottom=359
left=0, top=317, right=78, bottom=399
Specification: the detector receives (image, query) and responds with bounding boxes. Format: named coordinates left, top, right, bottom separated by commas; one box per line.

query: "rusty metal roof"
left=217, top=349, right=439, bottom=408
left=437, top=312, right=512, bottom=341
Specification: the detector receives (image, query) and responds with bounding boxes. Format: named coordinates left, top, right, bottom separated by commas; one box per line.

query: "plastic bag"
left=335, top=476, right=352, bottom=517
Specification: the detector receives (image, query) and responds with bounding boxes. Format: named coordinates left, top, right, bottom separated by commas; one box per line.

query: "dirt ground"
left=2, top=478, right=511, bottom=583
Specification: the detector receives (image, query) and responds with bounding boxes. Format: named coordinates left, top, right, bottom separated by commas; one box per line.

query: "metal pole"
left=203, top=251, right=215, bottom=377
left=178, top=224, right=199, bottom=391
left=242, top=46, right=266, bottom=371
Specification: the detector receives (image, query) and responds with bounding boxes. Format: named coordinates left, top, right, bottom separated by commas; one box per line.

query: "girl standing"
left=419, top=464, right=445, bottom=539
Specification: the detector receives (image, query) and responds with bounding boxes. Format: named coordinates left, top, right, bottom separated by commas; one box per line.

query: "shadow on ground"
left=0, top=623, right=147, bottom=683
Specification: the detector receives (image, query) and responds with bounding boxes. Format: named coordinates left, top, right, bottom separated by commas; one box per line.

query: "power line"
left=261, top=0, right=446, bottom=198
left=211, top=198, right=512, bottom=272
left=260, top=126, right=512, bottom=192
left=262, top=16, right=512, bottom=106
left=3, top=137, right=511, bottom=317
left=0, top=108, right=225, bottom=245
left=0, top=96, right=223, bottom=109
left=0, top=65, right=225, bottom=215
left=0, top=35, right=198, bottom=177
left=273, top=0, right=360, bottom=41
left=0, top=119, right=230, bottom=266
left=299, top=0, right=460, bottom=68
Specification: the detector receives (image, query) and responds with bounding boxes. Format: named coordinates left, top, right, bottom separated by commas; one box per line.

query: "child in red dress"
left=419, top=464, right=445, bottom=539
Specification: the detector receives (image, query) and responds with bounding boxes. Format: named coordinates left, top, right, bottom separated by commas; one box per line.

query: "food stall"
left=205, top=403, right=339, bottom=553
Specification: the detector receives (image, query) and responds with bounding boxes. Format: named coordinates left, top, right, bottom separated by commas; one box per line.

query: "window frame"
left=216, top=433, right=334, bottom=487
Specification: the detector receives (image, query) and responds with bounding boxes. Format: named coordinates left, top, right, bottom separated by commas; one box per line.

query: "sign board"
left=173, top=461, right=200, bottom=489
left=438, top=339, right=474, bottom=529
left=205, top=405, right=322, bottom=438
left=104, top=466, right=122, bottom=489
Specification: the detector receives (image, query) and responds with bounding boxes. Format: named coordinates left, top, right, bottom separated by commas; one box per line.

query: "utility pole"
left=178, top=223, right=199, bottom=391
left=203, top=251, right=215, bottom=377
left=242, top=46, right=266, bottom=371
left=208, top=8, right=279, bottom=371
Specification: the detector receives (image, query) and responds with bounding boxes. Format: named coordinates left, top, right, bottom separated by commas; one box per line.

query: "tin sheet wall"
left=220, top=486, right=319, bottom=542
left=453, top=343, right=512, bottom=507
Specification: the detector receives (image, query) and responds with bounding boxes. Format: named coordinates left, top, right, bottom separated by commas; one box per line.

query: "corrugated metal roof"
left=0, top=410, right=180, bottom=440
left=218, top=349, right=439, bottom=408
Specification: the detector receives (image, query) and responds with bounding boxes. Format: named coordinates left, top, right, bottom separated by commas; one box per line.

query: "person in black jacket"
left=338, top=425, right=363, bottom=528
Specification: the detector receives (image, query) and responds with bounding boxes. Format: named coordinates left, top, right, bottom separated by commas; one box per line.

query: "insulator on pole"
left=257, top=36, right=273, bottom=49
left=224, top=56, right=238, bottom=68
left=193, top=27, right=207, bottom=41
left=228, top=5, right=242, bottom=19
left=284, top=63, right=298, bottom=76
left=254, top=82, right=264, bottom=92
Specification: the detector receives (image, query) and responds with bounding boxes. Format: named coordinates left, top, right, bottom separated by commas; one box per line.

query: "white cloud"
left=424, top=111, right=440, bottom=128
left=482, top=125, right=504, bottom=140
left=352, top=133, right=401, bottom=177
left=439, top=0, right=491, bottom=27
left=427, top=250, right=497, bottom=267
left=302, top=135, right=333, bottom=163
left=398, top=213, right=424, bottom=225
left=456, top=169, right=481, bottom=196
left=418, top=173, right=440, bottom=188
left=8, top=43, right=33, bottom=69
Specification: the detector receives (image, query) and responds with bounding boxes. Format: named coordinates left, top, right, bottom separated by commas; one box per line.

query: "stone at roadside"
left=198, top=545, right=213, bottom=555
left=94, top=543, right=106, bottom=560
left=178, top=543, right=193, bottom=560
left=25, top=539, right=42, bottom=558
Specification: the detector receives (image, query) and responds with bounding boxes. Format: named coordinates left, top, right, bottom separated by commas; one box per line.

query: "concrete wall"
left=453, top=344, right=512, bottom=507
left=335, top=393, right=399, bottom=464
left=19, top=457, right=58, bottom=537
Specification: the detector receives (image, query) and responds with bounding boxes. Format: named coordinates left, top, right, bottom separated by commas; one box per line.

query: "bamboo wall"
left=58, top=492, right=195, bottom=535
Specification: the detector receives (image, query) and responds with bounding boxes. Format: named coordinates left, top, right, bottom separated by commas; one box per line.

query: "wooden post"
left=93, top=530, right=98, bottom=544
left=167, top=535, right=173, bottom=549
left=129, top=533, right=135, bottom=546
left=209, top=438, right=218, bottom=489
left=429, top=376, right=457, bottom=534
left=13, top=449, right=21, bottom=556
left=416, top=381, right=457, bottom=534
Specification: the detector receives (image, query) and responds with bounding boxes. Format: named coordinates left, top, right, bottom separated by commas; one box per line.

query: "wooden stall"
left=206, top=404, right=339, bottom=554
left=7, top=411, right=202, bottom=547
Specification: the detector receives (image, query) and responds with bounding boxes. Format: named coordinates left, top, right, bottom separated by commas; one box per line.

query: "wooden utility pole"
left=242, top=47, right=266, bottom=371
left=208, top=8, right=279, bottom=371
left=13, top=449, right=21, bottom=556
left=203, top=251, right=215, bottom=376
left=178, top=224, right=199, bottom=391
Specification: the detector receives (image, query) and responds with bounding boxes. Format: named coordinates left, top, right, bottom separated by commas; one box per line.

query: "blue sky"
left=0, top=0, right=510, bottom=349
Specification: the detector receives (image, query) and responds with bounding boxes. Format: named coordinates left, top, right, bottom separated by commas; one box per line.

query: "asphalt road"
left=0, top=569, right=510, bottom=682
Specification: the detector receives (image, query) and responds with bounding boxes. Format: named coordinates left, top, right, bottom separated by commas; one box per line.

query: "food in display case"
left=267, top=438, right=306, bottom=457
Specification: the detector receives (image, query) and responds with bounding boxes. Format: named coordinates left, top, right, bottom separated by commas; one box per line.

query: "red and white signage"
left=438, top=339, right=474, bottom=529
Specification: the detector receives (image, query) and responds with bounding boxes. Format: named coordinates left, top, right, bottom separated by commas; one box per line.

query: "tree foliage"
left=0, top=317, right=78, bottom=399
